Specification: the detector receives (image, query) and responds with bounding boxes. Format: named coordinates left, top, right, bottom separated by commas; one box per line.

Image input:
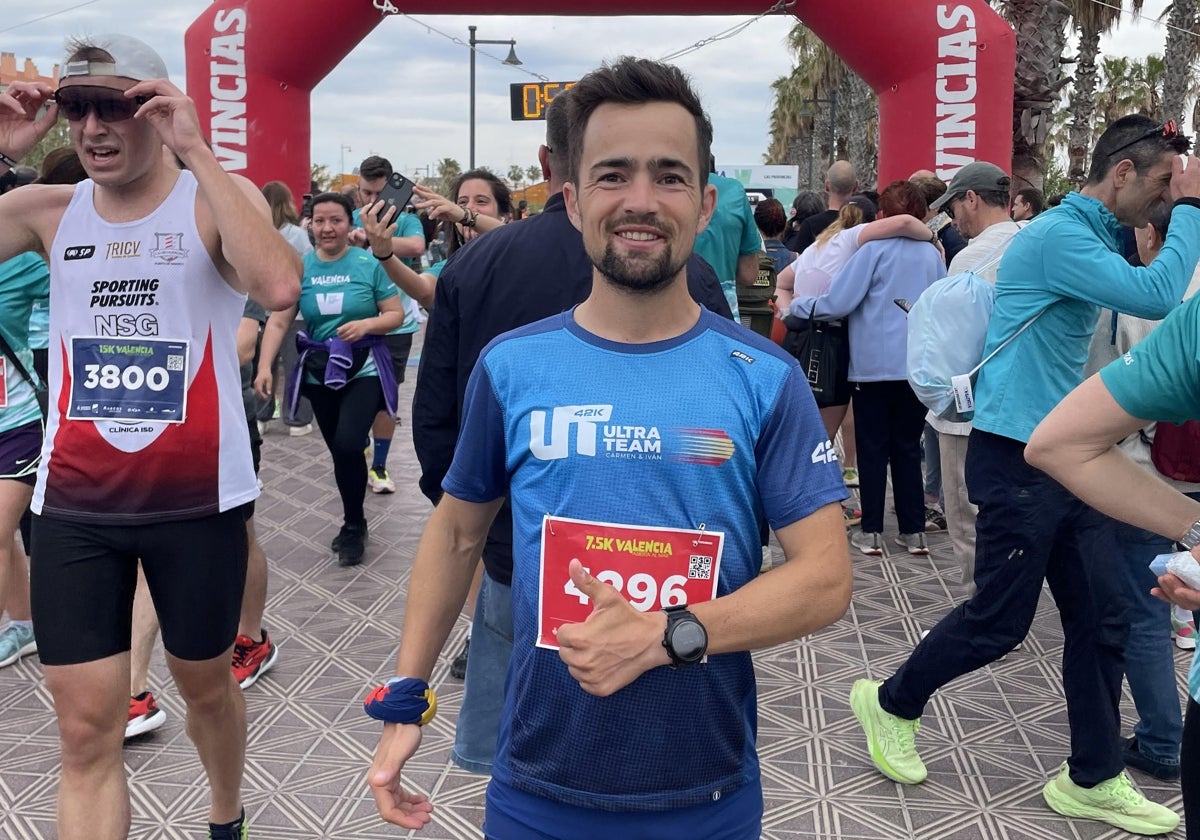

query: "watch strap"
left=1179, top=517, right=1200, bottom=550
left=662, top=605, right=707, bottom=668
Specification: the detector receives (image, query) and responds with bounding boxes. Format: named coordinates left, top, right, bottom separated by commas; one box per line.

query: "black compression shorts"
left=29, top=505, right=251, bottom=666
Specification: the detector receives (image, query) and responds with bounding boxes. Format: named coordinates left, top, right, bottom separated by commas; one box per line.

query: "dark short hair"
left=791, top=189, right=825, bottom=221
left=1147, top=200, right=1172, bottom=240
left=753, top=198, right=787, bottom=238
left=1087, top=114, right=1189, bottom=184
left=974, top=189, right=1011, bottom=209
left=566, top=57, right=712, bottom=189
left=310, top=191, right=355, bottom=219
left=1015, top=187, right=1045, bottom=216
left=911, top=176, right=946, bottom=207
left=545, top=89, right=572, bottom=176
left=878, top=180, right=927, bottom=219
left=359, top=155, right=393, bottom=182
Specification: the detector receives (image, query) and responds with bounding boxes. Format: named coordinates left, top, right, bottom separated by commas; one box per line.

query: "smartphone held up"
left=374, top=172, right=415, bottom=225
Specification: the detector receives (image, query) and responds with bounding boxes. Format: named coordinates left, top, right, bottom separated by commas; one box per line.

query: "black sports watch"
left=662, top=605, right=708, bottom=668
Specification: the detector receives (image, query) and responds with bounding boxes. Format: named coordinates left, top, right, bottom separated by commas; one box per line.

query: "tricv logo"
left=64, top=245, right=96, bottom=261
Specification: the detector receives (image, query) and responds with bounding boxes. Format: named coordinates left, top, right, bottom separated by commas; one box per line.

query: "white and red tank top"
left=35, top=171, right=257, bottom=523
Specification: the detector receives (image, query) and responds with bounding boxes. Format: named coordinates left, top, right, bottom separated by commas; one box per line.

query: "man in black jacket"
left=411, top=91, right=731, bottom=774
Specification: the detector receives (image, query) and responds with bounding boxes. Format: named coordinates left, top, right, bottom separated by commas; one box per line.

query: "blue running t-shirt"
left=444, top=306, right=846, bottom=827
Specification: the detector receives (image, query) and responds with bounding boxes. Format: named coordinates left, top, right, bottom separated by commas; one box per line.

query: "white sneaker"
left=368, top=466, right=396, bottom=494
left=895, top=533, right=930, bottom=555
left=852, top=531, right=883, bottom=556
left=288, top=423, right=313, bottom=437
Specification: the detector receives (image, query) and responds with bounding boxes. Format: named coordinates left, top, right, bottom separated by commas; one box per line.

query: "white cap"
left=60, top=34, right=168, bottom=82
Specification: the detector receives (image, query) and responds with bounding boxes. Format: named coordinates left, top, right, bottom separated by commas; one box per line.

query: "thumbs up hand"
left=556, top=559, right=671, bottom=696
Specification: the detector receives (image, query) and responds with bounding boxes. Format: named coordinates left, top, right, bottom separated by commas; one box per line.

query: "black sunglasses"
left=1105, top=120, right=1179, bottom=161
left=54, top=86, right=149, bottom=123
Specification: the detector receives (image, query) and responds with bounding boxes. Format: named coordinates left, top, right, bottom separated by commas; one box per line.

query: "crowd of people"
left=0, top=28, right=1198, bottom=840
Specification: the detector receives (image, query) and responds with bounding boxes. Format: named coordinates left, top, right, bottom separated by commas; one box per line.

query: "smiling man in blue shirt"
left=368, top=57, right=851, bottom=839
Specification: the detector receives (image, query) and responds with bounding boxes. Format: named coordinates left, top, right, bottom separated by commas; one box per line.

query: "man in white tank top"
left=0, top=33, right=300, bottom=840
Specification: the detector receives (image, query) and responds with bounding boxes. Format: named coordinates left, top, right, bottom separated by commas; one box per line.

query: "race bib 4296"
left=537, top=515, right=723, bottom=650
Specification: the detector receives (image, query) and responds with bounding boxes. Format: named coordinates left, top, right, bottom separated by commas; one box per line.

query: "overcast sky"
left=4, top=0, right=1175, bottom=181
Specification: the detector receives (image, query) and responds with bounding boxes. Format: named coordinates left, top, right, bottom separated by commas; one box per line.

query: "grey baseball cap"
left=59, top=34, right=168, bottom=82
left=930, top=161, right=1012, bottom=210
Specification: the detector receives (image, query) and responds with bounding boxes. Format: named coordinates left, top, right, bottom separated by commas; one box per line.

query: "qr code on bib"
left=166, top=355, right=184, bottom=372
left=688, top=555, right=712, bottom=580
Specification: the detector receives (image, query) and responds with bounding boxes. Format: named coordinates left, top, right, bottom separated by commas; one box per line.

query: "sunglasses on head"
left=54, top=86, right=149, bottom=123
left=1105, top=120, right=1179, bottom=161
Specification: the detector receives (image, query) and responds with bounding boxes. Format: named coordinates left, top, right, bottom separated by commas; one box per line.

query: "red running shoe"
left=126, top=691, right=166, bottom=739
left=231, top=630, right=279, bottom=690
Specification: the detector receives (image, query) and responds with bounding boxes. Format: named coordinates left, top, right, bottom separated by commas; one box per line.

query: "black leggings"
left=1186, top=696, right=1200, bottom=840
left=303, top=377, right=384, bottom=525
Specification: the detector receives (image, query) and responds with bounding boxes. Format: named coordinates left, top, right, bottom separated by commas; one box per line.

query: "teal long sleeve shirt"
left=974, top=192, right=1200, bottom=442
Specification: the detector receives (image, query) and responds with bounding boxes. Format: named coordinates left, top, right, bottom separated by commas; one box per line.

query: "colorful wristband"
left=0, top=150, right=17, bottom=170
left=363, top=677, right=437, bottom=725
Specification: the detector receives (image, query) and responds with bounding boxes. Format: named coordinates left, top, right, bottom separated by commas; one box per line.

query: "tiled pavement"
left=0, top=332, right=1193, bottom=839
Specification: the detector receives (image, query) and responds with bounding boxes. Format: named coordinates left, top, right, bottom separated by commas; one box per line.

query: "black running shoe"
left=337, top=520, right=368, bottom=567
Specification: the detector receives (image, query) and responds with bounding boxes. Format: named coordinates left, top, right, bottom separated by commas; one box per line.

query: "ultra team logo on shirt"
left=529, top=404, right=732, bottom=464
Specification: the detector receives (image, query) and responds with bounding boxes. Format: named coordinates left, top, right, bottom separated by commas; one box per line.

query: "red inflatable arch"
left=185, top=1, right=1014, bottom=199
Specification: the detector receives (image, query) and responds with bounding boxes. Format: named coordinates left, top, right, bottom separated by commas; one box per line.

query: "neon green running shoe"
left=1042, top=764, right=1178, bottom=836
left=849, top=679, right=927, bottom=784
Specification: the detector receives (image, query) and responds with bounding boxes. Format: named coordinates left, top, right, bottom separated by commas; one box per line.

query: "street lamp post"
left=340, top=143, right=352, bottom=185
left=468, top=24, right=522, bottom=170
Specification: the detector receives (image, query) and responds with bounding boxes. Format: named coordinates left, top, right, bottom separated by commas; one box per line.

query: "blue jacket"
left=790, top=238, right=945, bottom=382
left=974, top=192, right=1200, bottom=442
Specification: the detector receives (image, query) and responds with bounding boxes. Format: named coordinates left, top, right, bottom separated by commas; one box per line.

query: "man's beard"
left=592, top=237, right=687, bottom=295
left=595, top=246, right=679, bottom=294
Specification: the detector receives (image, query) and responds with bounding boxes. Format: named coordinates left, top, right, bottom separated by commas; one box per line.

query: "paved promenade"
left=0, top=331, right=1190, bottom=839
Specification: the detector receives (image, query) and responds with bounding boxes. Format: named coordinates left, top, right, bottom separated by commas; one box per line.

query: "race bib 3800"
left=68, top=337, right=189, bottom=423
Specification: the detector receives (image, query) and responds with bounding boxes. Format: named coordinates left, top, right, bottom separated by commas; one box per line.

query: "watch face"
left=671, top=620, right=707, bottom=660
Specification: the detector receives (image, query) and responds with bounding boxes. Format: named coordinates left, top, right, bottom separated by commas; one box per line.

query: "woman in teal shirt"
left=0, top=251, right=49, bottom=669
left=256, top=192, right=403, bottom=566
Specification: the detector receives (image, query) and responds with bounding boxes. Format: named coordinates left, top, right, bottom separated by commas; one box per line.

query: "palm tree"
left=1094, top=56, right=1143, bottom=127
left=1065, top=0, right=1143, bottom=185
left=997, top=0, right=1074, bottom=192
left=766, top=22, right=876, bottom=187
left=1161, top=0, right=1198, bottom=125
left=1134, top=54, right=1167, bottom=117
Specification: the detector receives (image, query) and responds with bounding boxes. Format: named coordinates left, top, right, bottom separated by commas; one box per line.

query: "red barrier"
left=185, top=0, right=1014, bottom=198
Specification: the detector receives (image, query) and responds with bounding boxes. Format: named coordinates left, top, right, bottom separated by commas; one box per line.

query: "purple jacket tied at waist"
left=286, top=331, right=398, bottom=420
